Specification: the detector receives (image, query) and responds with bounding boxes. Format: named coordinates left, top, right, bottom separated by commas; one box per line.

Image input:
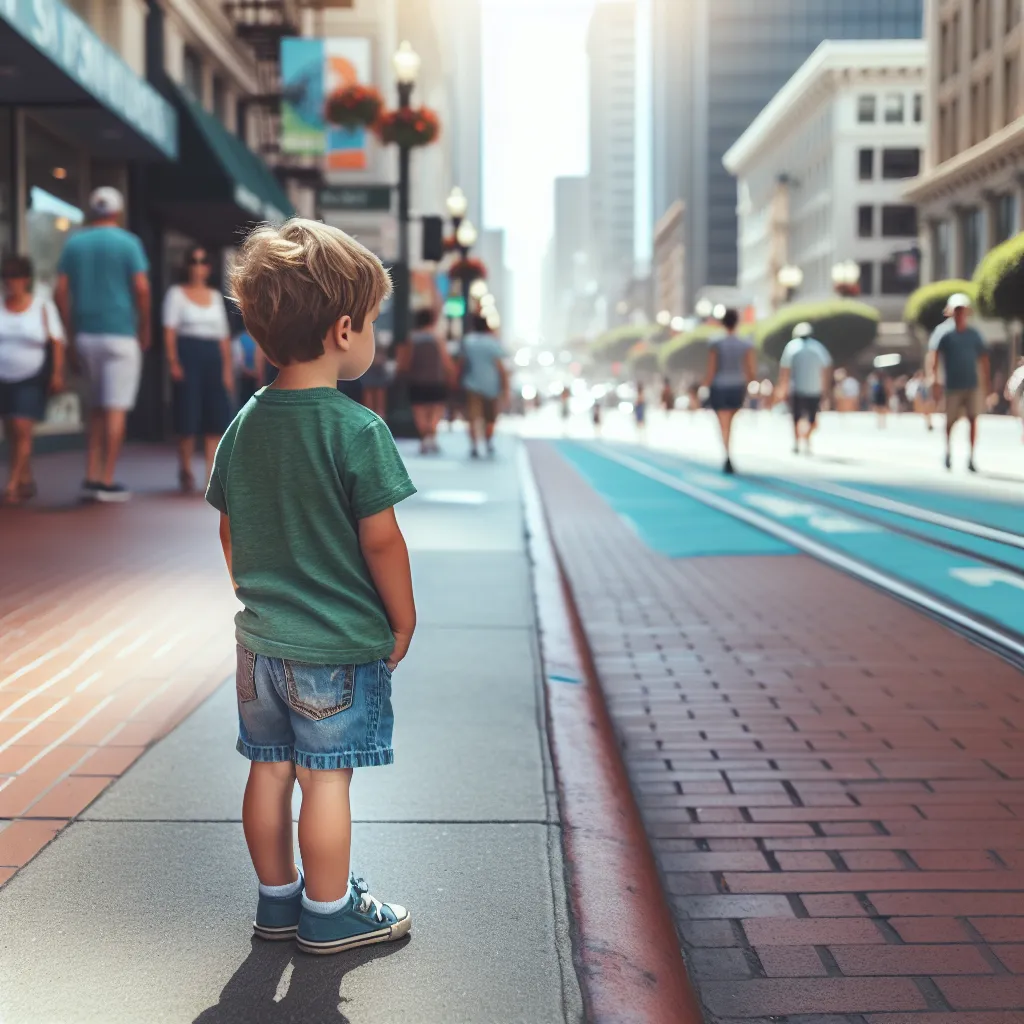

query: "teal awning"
left=151, top=86, right=295, bottom=244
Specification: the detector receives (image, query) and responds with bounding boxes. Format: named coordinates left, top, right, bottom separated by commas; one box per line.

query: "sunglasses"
left=188, top=255, right=210, bottom=266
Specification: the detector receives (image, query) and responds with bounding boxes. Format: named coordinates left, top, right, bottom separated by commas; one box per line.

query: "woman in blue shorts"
left=703, top=308, right=756, bottom=474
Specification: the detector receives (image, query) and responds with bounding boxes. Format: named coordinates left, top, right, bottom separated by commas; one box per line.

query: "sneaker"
left=968, top=457, right=977, bottom=473
left=469, top=448, right=480, bottom=460
left=82, top=479, right=102, bottom=499
left=94, top=483, right=131, bottom=503
left=254, top=881, right=304, bottom=941
left=297, top=875, right=411, bottom=955
left=944, top=453, right=952, bottom=470
left=723, top=457, right=734, bottom=475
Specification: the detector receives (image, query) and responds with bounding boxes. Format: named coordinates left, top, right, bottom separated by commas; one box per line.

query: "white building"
left=723, top=40, right=927, bottom=324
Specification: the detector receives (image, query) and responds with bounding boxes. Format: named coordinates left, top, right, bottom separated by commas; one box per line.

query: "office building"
left=652, top=0, right=923, bottom=308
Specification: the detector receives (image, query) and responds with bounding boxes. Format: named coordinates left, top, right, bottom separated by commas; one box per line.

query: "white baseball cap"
left=89, top=186, right=124, bottom=218
left=944, top=292, right=972, bottom=315
left=793, top=321, right=814, bottom=338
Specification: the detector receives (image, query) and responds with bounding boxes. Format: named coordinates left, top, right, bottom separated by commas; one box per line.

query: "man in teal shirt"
left=55, top=187, right=151, bottom=502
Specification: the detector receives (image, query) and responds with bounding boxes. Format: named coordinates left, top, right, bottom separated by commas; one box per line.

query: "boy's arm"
left=359, top=508, right=416, bottom=670
left=219, top=513, right=237, bottom=590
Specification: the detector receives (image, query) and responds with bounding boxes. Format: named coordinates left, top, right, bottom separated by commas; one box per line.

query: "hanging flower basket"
left=451, top=257, right=487, bottom=282
left=374, top=106, right=440, bottom=148
left=324, top=84, right=384, bottom=128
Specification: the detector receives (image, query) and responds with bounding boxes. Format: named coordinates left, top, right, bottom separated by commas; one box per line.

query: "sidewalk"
left=0, top=438, right=583, bottom=1024
left=529, top=438, right=1024, bottom=1024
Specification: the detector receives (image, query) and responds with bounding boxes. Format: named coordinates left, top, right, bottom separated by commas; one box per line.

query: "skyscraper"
left=587, top=0, right=636, bottom=312
left=652, top=0, right=923, bottom=306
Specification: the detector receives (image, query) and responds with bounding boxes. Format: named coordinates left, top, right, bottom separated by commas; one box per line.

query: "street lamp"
left=469, top=278, right=489, bottom=300
left=392, top=40, right=420, bottom=347
left=694, top=297, right=714, bottom=319
left=455, top=218, right=478, bottom=250
left=831, top=259, right=861, bottom=297
left=777, top=264, right=804, bottom=303
left=670, top=316, right=686, bottom=332
left=454, top=217, right=479, bottom=338
left=656, top=309, right=672, bottom=327
left=445, top=186, right=468, bottom=221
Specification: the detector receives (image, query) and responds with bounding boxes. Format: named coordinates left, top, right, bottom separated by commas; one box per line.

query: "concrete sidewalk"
left=0, top=436, right=583, bottom=1024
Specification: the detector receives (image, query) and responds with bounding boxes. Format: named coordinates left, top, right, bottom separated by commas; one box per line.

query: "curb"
left=519, top=444, right=703, bottom=1024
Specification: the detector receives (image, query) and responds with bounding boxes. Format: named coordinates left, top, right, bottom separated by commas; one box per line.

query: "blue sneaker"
left=254, top=880, right=304, bottom=941
left=297, top=875, right=411, bottom=955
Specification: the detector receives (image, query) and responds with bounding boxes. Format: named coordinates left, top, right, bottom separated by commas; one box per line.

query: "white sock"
left=259, top=869, right=303, bottom=898
left=302, top=884, right=352, bottom=915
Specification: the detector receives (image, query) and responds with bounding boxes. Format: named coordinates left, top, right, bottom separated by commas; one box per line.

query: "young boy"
left=207, top=219, right=416, bottom=955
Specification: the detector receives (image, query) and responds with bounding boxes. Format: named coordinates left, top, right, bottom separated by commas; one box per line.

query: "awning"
left=0, top=0, right=176, bottom=160
left=150, top=86, right=295, bottom=246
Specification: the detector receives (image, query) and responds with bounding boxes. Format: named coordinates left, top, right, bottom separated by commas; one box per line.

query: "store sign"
left=318, top=186, right=392, bottom=212
left=0, top=0, right=178, bottom=158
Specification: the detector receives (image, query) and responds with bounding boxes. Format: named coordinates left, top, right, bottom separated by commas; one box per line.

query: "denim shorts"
left=235, top=645, right=394, bottom=770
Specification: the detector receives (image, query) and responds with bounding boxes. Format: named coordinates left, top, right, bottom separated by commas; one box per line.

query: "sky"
left=480, top=0, right=595, bottom=341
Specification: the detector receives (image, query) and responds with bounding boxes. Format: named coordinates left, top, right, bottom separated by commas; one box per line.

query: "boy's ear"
left=331, top=315, right=353, bottom=351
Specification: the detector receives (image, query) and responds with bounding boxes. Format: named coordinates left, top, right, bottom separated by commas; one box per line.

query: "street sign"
left=444, top=296, right=466, bottom=318
left=318, top=185, right=392, bottom=212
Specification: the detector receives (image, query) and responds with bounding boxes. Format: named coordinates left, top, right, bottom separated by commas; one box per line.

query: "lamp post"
left=777, top=263, right=804, bottom=304
left=455, top=216, right=478, bottom=339
left=831, top=259, right=861, bottom=297
left=392, top=40, right=421, bottom=346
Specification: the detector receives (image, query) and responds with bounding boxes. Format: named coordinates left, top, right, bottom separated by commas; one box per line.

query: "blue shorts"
left=172, top=335, right=232, bottom=437
left=0, top=370, right=47, bottom=421
left=235, top=646, right=395, bottom=770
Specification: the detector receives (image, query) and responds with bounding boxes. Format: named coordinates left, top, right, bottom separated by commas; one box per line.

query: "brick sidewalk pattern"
left=530, top=440, right=1024, bottom=1024
left=0, top=450, right=237, bottom=884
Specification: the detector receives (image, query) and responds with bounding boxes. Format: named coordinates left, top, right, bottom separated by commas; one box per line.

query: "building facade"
left=587, top=0, right=636, bottom=320
left=652, top=0, right=924, bottom=310
left=652, top=199, right=685, bottom=320
left=724, top=42, right=927, bottom=325
left=907, top=0, right=1024, bottom=286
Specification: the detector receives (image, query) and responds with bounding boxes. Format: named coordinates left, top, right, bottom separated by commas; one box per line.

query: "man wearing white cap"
left=54, top=186, right=150, bottom=501
left=777, top=321, right=833, bottom=454
left=926, top=292, right=989, bottom=472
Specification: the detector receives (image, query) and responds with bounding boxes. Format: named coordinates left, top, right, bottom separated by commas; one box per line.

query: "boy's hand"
left=387, top=630, right=413, bottom=672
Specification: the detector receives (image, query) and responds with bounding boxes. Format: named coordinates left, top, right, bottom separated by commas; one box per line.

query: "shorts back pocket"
left=236, top=645, right=258, bottom=703
left=284, top=661, right=355, bottom=721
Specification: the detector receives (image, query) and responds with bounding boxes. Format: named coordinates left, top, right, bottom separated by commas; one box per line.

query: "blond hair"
left=229, top=218, right=392, bottom=366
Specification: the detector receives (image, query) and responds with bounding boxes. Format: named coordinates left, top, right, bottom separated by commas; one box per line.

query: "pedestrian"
left=460, top=314, right=508, bottom=458
left=660, top=375, right=675, bottom=413
left=396, top=307, right=451, bottom=454
left=360, top=338, right=390, bottom=419
left=212, top=218, right=414, bottom=955
left=776, top=321, right=833, bottom=455
left=0, top=255, right=66, bottom=504
left=591, top=396, right=602, bottom=433
left=909, top=370, right=935, bottom=431
left=702, top=308, right=756, bottom=473
left=163, top=247, right=233, bottom=492
left=560, top=384, right=571, bottom=423
left=869, top=372, right=890, bottom=428
left=53, top=186, right=150, bottom=502
left=1006, top=358, right=1024, bottom=442
left=926, top=292, right=989, bottom=472
left=634, top=381, right=647, bottom=434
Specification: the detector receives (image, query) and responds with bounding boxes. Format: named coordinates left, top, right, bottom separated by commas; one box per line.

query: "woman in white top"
left=163, top=246, right=232, bottom=491
left=0, top=255, right=66, bottom=504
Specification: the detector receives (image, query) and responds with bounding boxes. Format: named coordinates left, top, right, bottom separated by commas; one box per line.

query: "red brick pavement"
left=529, top=440, right=1024, bottom=1023
left=0, top=448, right=237, bottom=883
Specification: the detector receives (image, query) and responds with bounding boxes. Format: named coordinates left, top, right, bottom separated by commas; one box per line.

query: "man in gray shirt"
left=927, top=292, right=989, bottom=472
left=777, top=322, right=833, bottom=454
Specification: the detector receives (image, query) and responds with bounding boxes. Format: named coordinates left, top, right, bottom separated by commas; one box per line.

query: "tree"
left=903, top=280, right=976, bottom=334
left=590, top=323, right=659, bottom=364
left=756, top=300, right=879, bottom=362
left=973, top=235, right=1024, bottom=321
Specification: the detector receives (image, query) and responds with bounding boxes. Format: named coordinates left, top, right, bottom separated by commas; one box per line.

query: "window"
left=961, top=207, right=984, bottom=275
left=970, top=81, right=981, bottom=143
left=996, top=193, right=1018, bottom=243
left=858, top=261, right=874, bottom=296
left=858, top=205, right=875, bottom=238
left=884, top=93, right=905, bottom=124
left=882, top=205, right=919, bottom=237
left=183, top=45, right=203, bottom=102
left=913, top=94, right=924, bottom=123
left=212, top=75, right=228, bottom=126
left=983, top=74, right=993, bottom=137
left=858, top=148, right=874, bottom=180
left=1009, top=0, right=1021, bottom=30
left=972, top=0, right=983, bottom=56
left=939, top=104, right=949, bottom=161
left=881, top=258, right=919, bottom=295
left=951, top=97, right=960, bottom=154
left=882, top=148, right=921, bottom=178
left=857, top=94, right=877, bottom=123
left=953, top=11, right=961, bottom=73
left=1006, top=54, right=1021, bottom=124
left=941, top=21, right=950, bottom=81
left=933, top=220, right=951, bottom=279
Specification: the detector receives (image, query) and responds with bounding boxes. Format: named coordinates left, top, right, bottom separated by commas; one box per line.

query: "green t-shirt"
left=206, top=387, right=416, bottom=664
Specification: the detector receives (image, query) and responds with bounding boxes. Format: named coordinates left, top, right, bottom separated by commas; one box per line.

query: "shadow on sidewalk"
left=193, top=936, right=409, bottom=1024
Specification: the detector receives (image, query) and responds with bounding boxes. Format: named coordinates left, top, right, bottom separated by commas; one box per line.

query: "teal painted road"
left=557, top=441, right=1024, bottom=643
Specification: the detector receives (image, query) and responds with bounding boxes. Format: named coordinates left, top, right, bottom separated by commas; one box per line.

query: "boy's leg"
left=242, top=759, right=298, bottom=886
left=295, top=765, right=354, bottom=903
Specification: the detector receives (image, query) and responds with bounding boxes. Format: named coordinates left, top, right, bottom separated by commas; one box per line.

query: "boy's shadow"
left=193, top=936, right=409, bottom=1024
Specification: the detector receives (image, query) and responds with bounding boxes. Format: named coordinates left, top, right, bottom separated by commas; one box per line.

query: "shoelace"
left=350, top=875, right=386, bottom=923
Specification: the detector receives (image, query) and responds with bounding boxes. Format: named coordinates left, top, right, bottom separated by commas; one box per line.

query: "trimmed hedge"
left=590, top=323, right=659, bottom=363
left=756, top=300, right=879, bottom=362
left=904, top=279, right=976, bottom=333
left=974, top=235, right=1024, bottom=321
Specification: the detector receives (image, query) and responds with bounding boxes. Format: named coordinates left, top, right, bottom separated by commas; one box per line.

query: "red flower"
left=374, top=105, right=441, bottom=148
left=324, top=84, right=384, bottom=128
